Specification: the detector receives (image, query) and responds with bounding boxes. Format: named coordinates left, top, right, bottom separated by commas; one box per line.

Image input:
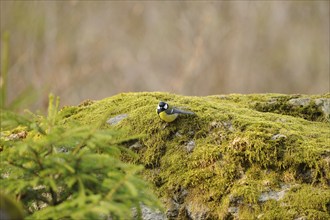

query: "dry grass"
left=1, top=1, right=329, bottom=110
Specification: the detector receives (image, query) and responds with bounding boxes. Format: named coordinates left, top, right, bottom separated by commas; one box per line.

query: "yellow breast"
left=159, top=111, right=178, bottom=122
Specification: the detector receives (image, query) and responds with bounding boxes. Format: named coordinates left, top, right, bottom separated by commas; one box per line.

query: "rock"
left=288, top=98, right=310, bottom=107
left=131, top=204, right=167, bottom=220
left=185, top=140, right=195, bottom=153
left=140, top=205, right=167, bottom=220
left=165, top=188, right=189, bottom=218
left=56, top=146, right=69, bottom=153
left=173, top=188, right=188, bottom=204
left=258, top=184, right=290, bottom=202
left=57, top=92, right=330, bottom=219
left=166, top=199, right=180, bottom=218
left=271, top=134, right=287, bottom=140
left=129, top=142, right=143, bottom=151
left=7, top=131, right=27, bottom=140
left=315, top=98, right=330, bottom=118
left=186, top=202, right=209, bottom=220
left=106, top=114, right=128, bottom=125
left=222, top=121, right=234, bottom=132
left=174, top=132, right=182, bottom=137
left=229, top=194, right=243, bottom=205
left=227, top=194, right=242, bottom=219
left=228, top=206, right=239, bottom=217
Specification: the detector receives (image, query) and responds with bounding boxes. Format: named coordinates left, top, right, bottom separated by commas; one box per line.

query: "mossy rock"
left=59, top=92, right=330, bottom=219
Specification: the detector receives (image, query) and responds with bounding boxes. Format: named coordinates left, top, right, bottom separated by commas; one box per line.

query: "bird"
left=156, top=101, right=195, bottom=122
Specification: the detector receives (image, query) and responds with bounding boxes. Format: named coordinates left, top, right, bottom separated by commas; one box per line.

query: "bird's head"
left=157, top=101, right=168, bottom=114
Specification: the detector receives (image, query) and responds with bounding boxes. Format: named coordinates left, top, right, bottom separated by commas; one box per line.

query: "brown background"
left=1, top=1, right=329, bottom=111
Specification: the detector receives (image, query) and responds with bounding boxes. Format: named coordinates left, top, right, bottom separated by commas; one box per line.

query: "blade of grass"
left=1, top=31, right=9, bottom=109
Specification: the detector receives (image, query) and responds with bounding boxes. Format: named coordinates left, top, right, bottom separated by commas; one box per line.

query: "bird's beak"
left=157, top=108, right=161, bottom=114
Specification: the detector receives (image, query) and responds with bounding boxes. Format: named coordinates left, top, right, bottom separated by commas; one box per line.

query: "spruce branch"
left=27, top=145, right=44, bottom=170
left=49, top=187, right=57, bottom=206
left=6, top=161, right=40, bottom=177
left=1, top=93, right=161, bottom=219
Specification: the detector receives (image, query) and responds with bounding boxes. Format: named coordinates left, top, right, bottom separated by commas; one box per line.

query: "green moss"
left=251, top=94, right=330, bottom=122
left=260, top=184, right=330, bottom=219
left=57, top=92, right=330, bottom=219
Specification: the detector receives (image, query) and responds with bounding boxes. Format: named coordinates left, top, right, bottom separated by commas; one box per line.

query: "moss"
left=57, top=92, right=330, bottom=219
left=251, top=93, right=330, bottom=122
left=260, top=184, right=330, bottom=219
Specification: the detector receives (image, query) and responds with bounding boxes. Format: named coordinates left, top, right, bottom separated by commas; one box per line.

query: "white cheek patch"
left=157, top=106, right=161, bottom=109
left=164, top=104, right=168, bottom=109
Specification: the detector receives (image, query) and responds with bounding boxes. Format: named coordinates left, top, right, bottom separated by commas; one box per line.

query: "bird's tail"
left=173, top=108, right=195, bottom=115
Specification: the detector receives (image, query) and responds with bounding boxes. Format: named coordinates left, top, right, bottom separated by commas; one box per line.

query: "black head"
left=157, top=101, right=168, bottom=114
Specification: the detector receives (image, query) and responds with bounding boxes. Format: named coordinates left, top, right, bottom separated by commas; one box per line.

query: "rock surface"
left=60, top=92, right=330, bottom=219
left=106, top=113, right=128, bottom=125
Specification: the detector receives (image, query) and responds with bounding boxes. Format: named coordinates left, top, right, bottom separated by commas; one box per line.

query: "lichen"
left=57, top=92, right=330, bottom=219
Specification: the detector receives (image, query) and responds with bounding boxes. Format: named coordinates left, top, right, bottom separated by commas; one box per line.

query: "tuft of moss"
left=259, top=184, right=330, bottom=219
left=57, top=92, right=330, bottom=219
left=251, top=93, right=330, bottom=122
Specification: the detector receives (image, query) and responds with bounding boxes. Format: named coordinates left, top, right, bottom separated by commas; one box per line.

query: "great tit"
left=157, top=101, right=194, bottom=122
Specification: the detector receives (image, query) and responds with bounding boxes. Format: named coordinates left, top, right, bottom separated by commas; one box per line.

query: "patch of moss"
left=251, top=94, right=330, bottom=122
left=57, top=92, right=330, bottom=219
left=259, top=184, right=330, bottom=219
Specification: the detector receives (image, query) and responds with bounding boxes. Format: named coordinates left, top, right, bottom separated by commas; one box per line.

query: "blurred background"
left=1, top=1, right=329, bottom=111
